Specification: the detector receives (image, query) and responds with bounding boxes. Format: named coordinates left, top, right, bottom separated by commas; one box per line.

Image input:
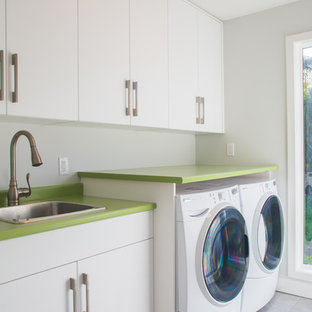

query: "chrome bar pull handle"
left=132, top=81, right=138, bottom=116
left=12, top=54, right=18, bottom=103
left=69, top=278, right=77, bottom=312
left=0, top=50, right=4, bottom=101
left=125, top=80, right=130, bottom=116
left=82, top=273, right=90, bottom=312
left=196, top=96, right=200, bottom=124
left=200, top=97, right=205, bottom=124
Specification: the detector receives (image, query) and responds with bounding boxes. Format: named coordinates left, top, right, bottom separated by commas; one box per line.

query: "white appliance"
left=175, top=184, right=249, bottom=312
left=238, top=178, right=284, bottom=312
left=193, top=177, right=285, bottom=311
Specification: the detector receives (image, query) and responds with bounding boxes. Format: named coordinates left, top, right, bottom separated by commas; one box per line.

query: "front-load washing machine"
left=175, top=184, right=249, bottom=312
left=237, top=178, right=284, bottom=312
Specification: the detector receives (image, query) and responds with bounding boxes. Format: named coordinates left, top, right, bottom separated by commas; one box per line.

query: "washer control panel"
left=176, top=185, right=240, bottom=222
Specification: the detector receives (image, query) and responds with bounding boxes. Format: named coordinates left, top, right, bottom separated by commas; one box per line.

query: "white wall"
left=0, top=121, right=195, bottom=190
left=196, top=0, right=312, bottom=297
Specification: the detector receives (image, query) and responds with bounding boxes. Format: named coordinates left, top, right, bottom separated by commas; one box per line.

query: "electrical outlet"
left=58, top=157, right=69, bottom=175
left=227, top=143, right=235, bottom=157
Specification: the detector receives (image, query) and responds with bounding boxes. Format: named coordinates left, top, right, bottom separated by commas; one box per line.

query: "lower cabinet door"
left=0, top=263, right=77, bottom=312
left=78, top=239, right=154, bottom=312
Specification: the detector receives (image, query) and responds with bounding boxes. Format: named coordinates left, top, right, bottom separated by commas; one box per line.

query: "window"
left=287, top=31, right=312, bottom=282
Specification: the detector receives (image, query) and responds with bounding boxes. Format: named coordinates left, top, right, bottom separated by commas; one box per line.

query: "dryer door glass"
left=260, top=195, right=283, bottom=270
left=202, top=207, right=248, bottom=302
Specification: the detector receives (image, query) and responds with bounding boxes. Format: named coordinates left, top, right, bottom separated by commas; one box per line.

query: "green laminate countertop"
left=78, top=165, right=278, bottom=184
left=0, top=183, right=156, bottom=241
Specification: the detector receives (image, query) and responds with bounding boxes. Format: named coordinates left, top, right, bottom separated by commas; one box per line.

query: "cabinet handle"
left=200, top=97, right=205, bottom=124
left=69, top=278, right=77, bottom=312
left=12, top=54, right=18, bottom=103
left=196, top=96, right=200, bottom=124
left=82, top=273, right=90, bottom=312
left=132, top=81, right=138, bottom=116
left=125, top=80, right=130, bottom=116
left=0, top=50, right=3, bottom=101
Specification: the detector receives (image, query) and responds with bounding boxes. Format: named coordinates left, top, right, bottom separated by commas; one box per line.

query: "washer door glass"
left=260, top=195, right=283, bottom=270
left=202, top=207, right=248, bottom=303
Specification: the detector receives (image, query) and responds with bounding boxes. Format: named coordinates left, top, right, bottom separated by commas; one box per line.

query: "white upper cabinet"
left=197, top=9, right=224, bottom=133
left=0, top=0, right=5, bottom=114
left=168, top=0, right=224, bottom=133
left=79, top=0, right=130, bottom=125
left=130, top=0, right=168, bottom=128
left=1, top=0, right=223, bottom=132
left=6, top=0, right=78, bottom=120
left=79, top=0, right=168, bottom=128
left=168, top=0, right=198, bottom=131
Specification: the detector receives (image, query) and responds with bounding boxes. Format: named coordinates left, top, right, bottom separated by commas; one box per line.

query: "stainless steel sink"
left=0, top=201, right=106, bottom=224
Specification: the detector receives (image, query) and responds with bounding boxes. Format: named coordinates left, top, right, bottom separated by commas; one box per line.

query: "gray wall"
left=0, top=121, right=195, bottom=190
left=196, top=0, right=312, bottom=296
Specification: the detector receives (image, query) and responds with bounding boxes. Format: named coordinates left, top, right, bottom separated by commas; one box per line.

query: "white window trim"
left=286, top=31, right=312, bottom=282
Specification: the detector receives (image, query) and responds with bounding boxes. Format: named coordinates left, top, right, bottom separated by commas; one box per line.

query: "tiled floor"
left=259, top=291, right=312, bottom=312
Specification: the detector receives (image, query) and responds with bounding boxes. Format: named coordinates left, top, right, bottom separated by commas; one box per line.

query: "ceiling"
left=189, top=0, right=301, bottom=20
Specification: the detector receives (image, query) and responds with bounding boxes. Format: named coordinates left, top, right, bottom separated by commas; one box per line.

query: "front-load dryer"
left=237, top=178, right=284, bottom=312
left=175, top=184, right=249, bottom=312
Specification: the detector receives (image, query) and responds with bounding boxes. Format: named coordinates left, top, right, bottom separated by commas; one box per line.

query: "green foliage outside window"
left=305, top=196, right=312, bottom=242
left=305, top=255, right=312, bottom=264
left=303, top=50, right=312, bottom=264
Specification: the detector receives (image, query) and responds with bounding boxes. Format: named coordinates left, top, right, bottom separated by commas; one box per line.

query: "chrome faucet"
left=8, top=130, right=43, bottom=206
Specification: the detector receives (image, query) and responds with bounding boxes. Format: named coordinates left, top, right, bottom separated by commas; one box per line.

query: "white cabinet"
left=0, top=0, right=5, bottom=114
left=129, top=0, right=168, bottom=128
left=6, top=0, right=78, bottom=120
left=0, top=241, right=153, bottom=312
left=1, top=0, right=223, bottom=132
left=168, top=0, right=198, bottom=131
left=168, top=0, right=224, bottom=133
left=197, top=9, right=223, bottom=133
left=78, top=240, right=153, bottom=312
left=79, top=0, right=168, bottom=128
left=79, top=0, right=130, bottom=126
left=0, top=211, right=154, bottom=312
left=0, top=263, right=77, bottom=312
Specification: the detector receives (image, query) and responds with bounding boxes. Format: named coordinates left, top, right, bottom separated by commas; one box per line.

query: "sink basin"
left=0, top=201, right=106, bottom=224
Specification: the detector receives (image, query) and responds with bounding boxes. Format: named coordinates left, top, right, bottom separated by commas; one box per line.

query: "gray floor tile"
left=259, top=292, right=312, bottom=312
left=291, top=298, right=312, bottom=312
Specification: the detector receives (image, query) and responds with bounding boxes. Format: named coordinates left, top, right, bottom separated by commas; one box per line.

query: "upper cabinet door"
left=79, top=0, right=130, bottom=125
left=0, top=0, right=6, bottom=114
left=168, top=0, right=198, bottom=131
left=197, top=10, right=224, bottom=133
left=168, top=0, right=224, bottom=133
left=130, top=0, right=168, bottom=128
left=6, top=0, right=78, bottom=121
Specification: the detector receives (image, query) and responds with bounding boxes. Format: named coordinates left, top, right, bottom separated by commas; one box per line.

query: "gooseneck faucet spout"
left=8, top=130, right=43, bottom=206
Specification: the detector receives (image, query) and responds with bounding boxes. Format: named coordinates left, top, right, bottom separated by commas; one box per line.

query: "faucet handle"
left=18, top=173, right=32, bottom=198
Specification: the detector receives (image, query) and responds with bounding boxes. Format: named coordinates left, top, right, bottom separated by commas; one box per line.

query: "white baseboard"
left=277, top=277, right=312, bottom=299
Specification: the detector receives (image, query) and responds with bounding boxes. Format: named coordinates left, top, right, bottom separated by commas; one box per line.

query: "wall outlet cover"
left=58, top=157, right=70, bottom=175
left=227, top=143, right=235, bottom=157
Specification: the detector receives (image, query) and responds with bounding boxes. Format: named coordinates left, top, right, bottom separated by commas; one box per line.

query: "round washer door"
left=254, top=194, right=284, bottom=272
left=197, top=206, right=249, bottom=304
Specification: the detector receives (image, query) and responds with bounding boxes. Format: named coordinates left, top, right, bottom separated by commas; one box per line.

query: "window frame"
left=286, top=31, right=312, bottom=282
